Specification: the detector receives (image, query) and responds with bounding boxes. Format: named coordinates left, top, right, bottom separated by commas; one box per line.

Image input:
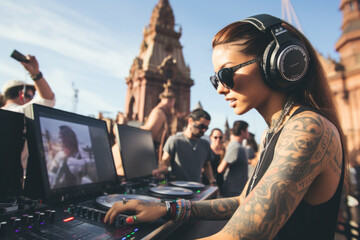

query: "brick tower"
left=325, top=0, right=360, bottom=166
left=124, top=0, right=193, bottom=126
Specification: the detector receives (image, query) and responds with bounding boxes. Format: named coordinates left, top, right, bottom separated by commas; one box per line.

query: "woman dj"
left=104, top=14, right=347, bottom=240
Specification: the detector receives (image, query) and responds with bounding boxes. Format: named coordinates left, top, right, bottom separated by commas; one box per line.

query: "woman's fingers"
left=104, top=199, right=166, bottom=225
left=104, top=201, right=132, bottom=225
left=125, top=215, right=140, bottom=225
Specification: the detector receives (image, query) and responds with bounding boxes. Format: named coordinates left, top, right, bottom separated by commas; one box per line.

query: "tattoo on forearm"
left=219, top=113, right=343, bottom=239
left=191, top=198, right=239, bottom=220
left=138, top=201, right=165, bottom=207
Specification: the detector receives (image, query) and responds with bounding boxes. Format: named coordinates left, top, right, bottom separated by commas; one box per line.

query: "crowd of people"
left=98, top=103, right=258, bottom=197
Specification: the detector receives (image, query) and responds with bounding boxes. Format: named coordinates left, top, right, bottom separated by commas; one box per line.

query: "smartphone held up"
left=10, top=50, right=29, bottom=63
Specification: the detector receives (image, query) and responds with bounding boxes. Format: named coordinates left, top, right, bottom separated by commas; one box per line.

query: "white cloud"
left=0, top=59, right=25, bottom=80
left=0, top=0, right=134, bottom=79
left=76, top=89, right=119, bottom=117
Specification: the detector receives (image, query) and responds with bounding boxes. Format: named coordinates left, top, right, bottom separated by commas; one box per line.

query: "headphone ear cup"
left=261, top=40, right=279, bottom=90
left=271, top=39, right=309, bottom=90
left=261, top=38, right=309, bottom=91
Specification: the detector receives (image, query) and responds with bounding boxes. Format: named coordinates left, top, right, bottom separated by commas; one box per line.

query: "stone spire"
left=124, top=0, right=193, bottom=125
left=149, top=0, right=175, bottom=29
left=336, top=0, right=360, bottom=70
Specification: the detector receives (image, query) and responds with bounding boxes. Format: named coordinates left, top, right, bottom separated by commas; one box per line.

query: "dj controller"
left=0, top=179, right=218, bottom=240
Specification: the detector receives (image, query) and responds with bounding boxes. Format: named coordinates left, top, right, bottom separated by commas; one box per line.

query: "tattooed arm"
left=197, top=111, right=343, bottom=240
left=191, top=175, right=250, bottom=220
left=191, top=197, right=240, bottom=220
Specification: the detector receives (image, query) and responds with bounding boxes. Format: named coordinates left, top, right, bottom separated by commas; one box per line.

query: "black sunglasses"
left=193, top=123, right=208, bottom=131
left=24, top=93, right=34, bottom=100
left=209, top=58, right=260, bottom=90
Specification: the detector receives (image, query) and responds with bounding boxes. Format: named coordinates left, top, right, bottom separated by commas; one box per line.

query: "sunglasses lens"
left=217, top=69, right=234, bottom=89
left=25, top=94, right=33, bottom=99
left=209, top=76, right=218, bottom=90
left=199, top=125, right=208, bottom=130
left=194, top=124, right=208, bottom=130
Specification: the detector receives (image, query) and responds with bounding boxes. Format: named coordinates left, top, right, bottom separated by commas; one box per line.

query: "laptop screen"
left=115, top=124, right=158, bottom=180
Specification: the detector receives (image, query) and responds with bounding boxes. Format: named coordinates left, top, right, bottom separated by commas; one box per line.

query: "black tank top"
left=246, top=106, right=344, bottom=240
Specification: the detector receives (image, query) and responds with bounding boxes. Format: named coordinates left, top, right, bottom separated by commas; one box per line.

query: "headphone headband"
left=241, top=14, right=282, bottom=32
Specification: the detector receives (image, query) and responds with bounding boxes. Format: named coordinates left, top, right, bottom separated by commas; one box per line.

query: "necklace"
left=248, top=97, right=295, bottom=193
left=184, top=133, right=199, bottom=151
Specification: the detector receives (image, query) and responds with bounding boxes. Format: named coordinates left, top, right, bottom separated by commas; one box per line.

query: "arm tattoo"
left=138, top=201, right=165, bottom=207
left=219, top=112, right=343, bottom=240
left=191, top=197, right=239, bottom=220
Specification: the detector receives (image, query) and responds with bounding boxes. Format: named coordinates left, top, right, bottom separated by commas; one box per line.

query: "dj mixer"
left=0, top=180, right=218, bottom=240
left=0, top=105, right=219, bottom=239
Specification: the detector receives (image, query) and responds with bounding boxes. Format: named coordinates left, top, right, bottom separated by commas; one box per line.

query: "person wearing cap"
left=140, top=80, right=176, bottom=162
left=1, top=54, right=55, bottom=112
left=1, top=54, right=55, bottom=176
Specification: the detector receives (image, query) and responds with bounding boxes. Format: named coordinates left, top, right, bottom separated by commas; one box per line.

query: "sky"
left=0, top=0, right=343, bottom=143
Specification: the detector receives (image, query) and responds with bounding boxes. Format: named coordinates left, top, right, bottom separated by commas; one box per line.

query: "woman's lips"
left=229, top=99, right=236, bottom=108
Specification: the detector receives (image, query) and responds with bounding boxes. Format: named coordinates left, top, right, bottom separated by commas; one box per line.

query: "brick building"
left=321, top=0, right=360, bottom=167
left=124, top=0, right=193, bottom=133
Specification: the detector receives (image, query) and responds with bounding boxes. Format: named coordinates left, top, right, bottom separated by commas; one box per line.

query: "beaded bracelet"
left=174, top=199, right=192, bottom=222
left=163, top=199, right=193, bottom=222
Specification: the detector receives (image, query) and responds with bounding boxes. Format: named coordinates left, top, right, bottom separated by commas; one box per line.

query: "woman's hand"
left=104, top=199, right=167, bottom=225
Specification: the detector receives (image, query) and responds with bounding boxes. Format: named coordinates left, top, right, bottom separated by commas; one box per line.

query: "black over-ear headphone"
left=241, top=14, right=310, bottom=90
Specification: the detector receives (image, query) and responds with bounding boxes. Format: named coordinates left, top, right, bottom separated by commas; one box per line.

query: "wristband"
left=163, top=200, right=176, bottom=220
left=31, top=72, right=43, bottom=81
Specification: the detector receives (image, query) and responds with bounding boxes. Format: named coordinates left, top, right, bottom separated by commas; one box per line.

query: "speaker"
left=241, top=14, right=310, bottom=90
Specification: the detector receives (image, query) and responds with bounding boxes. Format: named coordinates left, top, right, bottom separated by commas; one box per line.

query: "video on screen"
left=39, top=117, right=99, bottom=189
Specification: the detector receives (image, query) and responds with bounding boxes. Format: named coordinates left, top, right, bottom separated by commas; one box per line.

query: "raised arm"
left=22, top=55, right=54, bottom=100
left=199, top=111, right=343, bottom=240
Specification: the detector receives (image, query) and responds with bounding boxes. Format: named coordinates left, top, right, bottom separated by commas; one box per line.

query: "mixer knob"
left=14, top=219, right=21, bottom=230
left=83, top=208, right=89, bottom=218
left=39, top=213, right=45, bottom=224
left=21, top=214, right=29, bottom=222
left=34, top=211, right=41, bottom=221
left=45, top=210, right=51, bottom=219
left=74, top=206, right=82, bottom=216
left=27, top=215, right=34, bottom=227
left=92, top=210, right=99, bottom=221
left=50, top=210, right=56, bottom=223
left=0, top=222, right=7, bottom=237
left=9, top=217, right=17, bottom=226
left=99, top=212, right=105, bottom=222
left=68, top=204, right=74, bottom=215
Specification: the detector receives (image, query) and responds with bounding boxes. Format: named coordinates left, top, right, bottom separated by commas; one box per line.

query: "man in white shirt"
left=1, top=54, right=55, bottom=112
left=1, top=54, right=55, bottom=175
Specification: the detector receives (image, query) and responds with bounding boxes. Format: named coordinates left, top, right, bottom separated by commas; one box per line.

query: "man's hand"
left=152, top=169, right=165, bottom=178
left=209, top=180, right=217, bottom=187
left=21, top=55, right=40, bottom=76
